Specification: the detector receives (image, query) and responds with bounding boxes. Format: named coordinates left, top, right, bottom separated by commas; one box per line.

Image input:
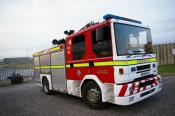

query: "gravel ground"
left=0, top=77, right=175, bottom=116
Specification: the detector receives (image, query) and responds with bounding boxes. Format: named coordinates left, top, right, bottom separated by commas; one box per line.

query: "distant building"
left=1, top=57, right=33, bottom=69
left=3, top=57, right=33, bottom=65
left=0, top=57, right=34, bottom=79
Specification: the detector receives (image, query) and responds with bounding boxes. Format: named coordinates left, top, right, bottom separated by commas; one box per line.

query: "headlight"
left=131, top=67, right=136, bottom=72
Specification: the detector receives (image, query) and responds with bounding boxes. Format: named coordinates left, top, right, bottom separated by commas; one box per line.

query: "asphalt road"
left=0, top=77, right=175, bottom=116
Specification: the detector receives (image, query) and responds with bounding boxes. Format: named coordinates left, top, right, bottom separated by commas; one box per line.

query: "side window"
left=72, top=34, right=85, bottom=60
left=92, top=26, right=112, bottom=58
left=40, top=54, right=50, bottom=66
left=51, top=51, right=64, bottom=65
left=40, top=54, right=50, bottom=73
left=34, top=56, right=39, bottom=66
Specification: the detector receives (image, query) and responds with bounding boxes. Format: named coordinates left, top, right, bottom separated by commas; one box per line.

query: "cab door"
left=65, top=33, right=90, bottom=80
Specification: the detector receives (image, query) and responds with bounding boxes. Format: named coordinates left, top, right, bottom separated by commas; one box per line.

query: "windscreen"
left=114, top=23, right=153, bottom=55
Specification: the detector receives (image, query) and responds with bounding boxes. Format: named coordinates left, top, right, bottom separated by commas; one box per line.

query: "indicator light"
left=119, top=68, right=124, bottom=75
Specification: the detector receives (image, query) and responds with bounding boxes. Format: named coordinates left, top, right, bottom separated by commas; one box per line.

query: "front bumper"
left=114, top=75, right=162, bottom=105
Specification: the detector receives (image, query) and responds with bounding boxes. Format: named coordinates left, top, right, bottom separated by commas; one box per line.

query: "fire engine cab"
left=33, top=14, right=162, bottom=109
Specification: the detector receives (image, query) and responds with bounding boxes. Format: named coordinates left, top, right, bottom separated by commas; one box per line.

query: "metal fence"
left=153, top=43, right=175, bottom=65
left=0, top=61, right=34, bottom=80
left=0, top=68, right=34, bottom=80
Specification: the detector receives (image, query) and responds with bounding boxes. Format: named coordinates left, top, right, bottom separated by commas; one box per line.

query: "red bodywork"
left=65, top=20, right=115, bottom=83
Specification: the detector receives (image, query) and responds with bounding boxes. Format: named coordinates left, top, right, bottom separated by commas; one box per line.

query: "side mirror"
left=52, top=39, right=58, bottom=45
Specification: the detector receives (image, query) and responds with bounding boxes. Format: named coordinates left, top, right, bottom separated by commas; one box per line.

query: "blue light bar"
left=103, top=14, right=142, bottom=24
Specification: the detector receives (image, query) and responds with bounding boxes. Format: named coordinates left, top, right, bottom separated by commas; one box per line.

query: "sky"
left=0, top=0, right=175, bottom=59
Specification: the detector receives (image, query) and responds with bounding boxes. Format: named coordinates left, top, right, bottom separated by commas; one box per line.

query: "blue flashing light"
left=103, top=14, right=142, bottom=24
left=131, top=67, right=136, bottom=72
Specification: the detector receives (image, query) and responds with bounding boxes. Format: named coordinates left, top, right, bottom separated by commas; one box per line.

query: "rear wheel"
left=42, top=78, right=51, bottom=94
left=82, top=81, right=107, bottom=109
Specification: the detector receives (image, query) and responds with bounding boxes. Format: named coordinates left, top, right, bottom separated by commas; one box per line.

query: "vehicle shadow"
left=40, top=87, right=161, bottom=112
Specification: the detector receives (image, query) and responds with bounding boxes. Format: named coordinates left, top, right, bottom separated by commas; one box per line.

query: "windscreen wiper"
left=126, top=50, right=144, bottom=58
left=142, top=54, right=151, bottom=57
left=126, top=54, right=133, bottom=58
left=132, top=50, right=142, bottom=53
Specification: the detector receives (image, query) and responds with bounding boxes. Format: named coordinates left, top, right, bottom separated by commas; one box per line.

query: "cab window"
left=91, top=25, right=112, bottom=58
left=72, top=34, right=85, bottom=60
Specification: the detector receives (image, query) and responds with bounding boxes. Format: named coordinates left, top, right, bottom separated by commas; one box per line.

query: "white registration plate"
left=141, top=71, right=150, bottom=76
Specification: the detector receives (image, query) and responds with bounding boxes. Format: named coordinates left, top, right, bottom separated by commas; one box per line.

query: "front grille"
left=137, top=64, right=150, bottom=71
left=134, top=74, right=155, bottom=82
left=140, top=88, right=155, bottom=97
left=140, top=79, right=154, bottom=87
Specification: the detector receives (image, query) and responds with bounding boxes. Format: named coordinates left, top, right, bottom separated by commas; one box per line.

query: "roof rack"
left=80, top=21, right=99, bottom=30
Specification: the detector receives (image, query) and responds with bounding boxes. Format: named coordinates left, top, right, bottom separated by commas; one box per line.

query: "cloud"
left=150, top=17, right=175, bottom=43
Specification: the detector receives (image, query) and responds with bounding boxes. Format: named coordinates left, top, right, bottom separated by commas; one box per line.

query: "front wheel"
left=42, top=78, right=51, bottom=94
left=82, top=81, right=107, bottom=109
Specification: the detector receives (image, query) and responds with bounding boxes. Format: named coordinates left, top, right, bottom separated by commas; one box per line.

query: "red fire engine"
left=33, top=14, right=162, bottom=109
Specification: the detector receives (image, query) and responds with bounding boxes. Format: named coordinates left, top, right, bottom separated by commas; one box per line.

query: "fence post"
left=173, top=43, right=175, bottom=64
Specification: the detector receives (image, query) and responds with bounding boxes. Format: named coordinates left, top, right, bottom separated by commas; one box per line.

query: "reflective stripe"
left=66, top=64, right=70, bottom=68
left=34, top=66, right=40, bottom=69
left=127, top=60, right=138, bottom=65
left=66, top=58, right=156, bottom=67
left=33, top=53, right=40, bottom=57
left=50, top=47, right=60, bottom=52
left=40, top=66, right=50, bottom=69
left=137, top=58, right=156, bottom=64
left=114, top=61, right=128, bottom=66
left=34, top=58, right=157, bottom=69
left=148, top=58, right=156, bottom=62
left=94, top=61, right=114, bottom=66
left=114, top=58, right=156, bottom=66
left=73, top=63, right=89, bottom=67
left=51, top=65, right=64, bottom=69
left=34, top=65, right=64, bottom=69
left=33, top=45, right=63, bottom=57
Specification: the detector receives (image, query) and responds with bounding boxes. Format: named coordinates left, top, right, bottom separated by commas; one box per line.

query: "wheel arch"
left=80, top=75, right=108, bottom=102
left=42, top=76, right=47, bottom=84
left=40, top=74, right=52, bottom=90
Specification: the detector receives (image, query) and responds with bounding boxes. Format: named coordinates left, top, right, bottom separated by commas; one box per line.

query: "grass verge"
left=158, top=64, right=175, bottom=76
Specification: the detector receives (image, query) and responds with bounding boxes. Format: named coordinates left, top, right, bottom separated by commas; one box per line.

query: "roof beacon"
left=103, top=14, right=142, bottom=24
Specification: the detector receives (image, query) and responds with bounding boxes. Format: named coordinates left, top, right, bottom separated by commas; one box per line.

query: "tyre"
left=42, top=78, right=51, bottom=94
left=82, top=81, right=107, bottom=109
